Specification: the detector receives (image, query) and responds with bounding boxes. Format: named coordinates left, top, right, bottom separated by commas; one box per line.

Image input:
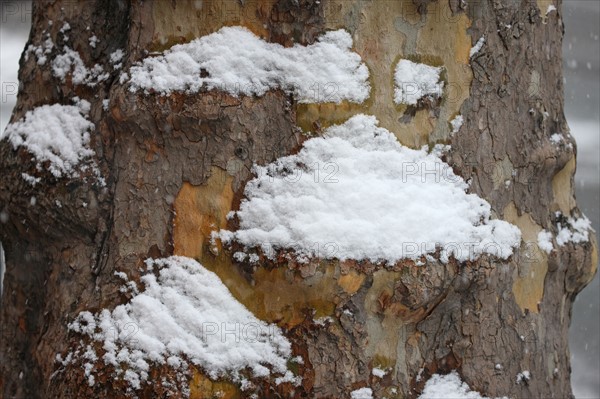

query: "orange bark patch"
left=338, top=269, right=366, bottom=295
left=173, top=168, right=234, bottom=259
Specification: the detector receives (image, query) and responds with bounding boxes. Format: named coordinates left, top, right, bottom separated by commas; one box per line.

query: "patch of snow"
left=22, top=172, right=41, bottom=186
left=114, top=271, right=128, bottom=281
left=516, top=370, right=531, bottom=384
left=419, top=371, right=508, bottom=399
left=275, top=370, right=302, bottom=386
left=470, top=37, right=486, bottom=58
left=372, top=367, right=387, bottom=378
left=291, top=355, right=304, bottom=365
left=394, top=59, right=443, bottom=105
left=537, top=230, right=553, bottom=254
left=89, top=35, right=98, bottom=48
left=68, top=256, right=294, bottom=391
left=450, top=114, right=464, bottom=135
left=119, top=280, right=139, bottom=295
left=110, top=49, right=125, bottom=64
left=549, top=133, right=573, bottom=149
left=416, top=368, right=424, bottom=382
left=24, top=35, right=54, bottom=65
left=556, top=215, right=592, bottom=245
left=119, top=72, right=129, bottom=84
left=430, top=143, right=451, bottom=158
left=2, top=101, right=95, bottom=177
left=314, top=316, right=334, bottom=326
left=110, top=49, right=124, bottom=69
left=52, top=46, right=109, bottom=87
left=351, top=387, right=373, bottom=399
left=550, top=133, right=563, bottom=144
left=59, top=22, right=71, bottom=33
left=215, top=115, right=521, bottom=264
left=128, top=27, right=370, bottom=103
left=233, top=251, right=248, bottom=262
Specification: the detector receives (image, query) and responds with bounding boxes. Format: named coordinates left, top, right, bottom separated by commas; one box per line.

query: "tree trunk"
left=1, top=0, right=597, bottom=398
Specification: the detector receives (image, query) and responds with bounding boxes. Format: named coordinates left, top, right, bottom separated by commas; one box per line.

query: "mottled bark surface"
left=0, top=0, right=596, bottom=398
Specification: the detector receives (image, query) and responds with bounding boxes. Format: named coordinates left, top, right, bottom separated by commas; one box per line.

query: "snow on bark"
left=537, top=230, right=554, bottom=254
left=52, top=46, right=110, bottom=87
left=67, top=256, right=295, bottom=392
left=215, top=114, right=521, bottom=264
left=470, top=37, right=486, bottom=58
left=419, top=371, right=509, bottom=399
left=128, top=27, right=370, bottom=103
left=394, top=59, right=443, bottom=105
left=2, top=100, right=95, bottom=178
left=350, top=387, right=373, bottom=399
left=556, top=214, right=592, bottom=246
left=450, top=114, right=464, bottom=135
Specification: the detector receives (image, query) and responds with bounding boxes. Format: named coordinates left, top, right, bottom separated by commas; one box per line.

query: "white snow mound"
left=216, top=114, right=521, bottom=264
left=2, top=101, right=94, bottom=177
left=129, top=27, right=370, bottom=103
left=69, top=256, right=294, bottom=388
left=419, top=371, right=509, bottom=399
left=394, top=59, right=443, bottom=105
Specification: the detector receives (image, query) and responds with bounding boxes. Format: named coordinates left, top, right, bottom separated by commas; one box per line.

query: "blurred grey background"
left=563, top=2, right=599, bottom=398
left=1, top=1, right=598, bottom=397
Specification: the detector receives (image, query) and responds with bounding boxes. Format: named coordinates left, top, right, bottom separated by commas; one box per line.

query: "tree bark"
left=0, top=0, right=596, bottom=398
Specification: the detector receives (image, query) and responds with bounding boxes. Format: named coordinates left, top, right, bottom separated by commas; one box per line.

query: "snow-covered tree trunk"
left=0, top=0, right=596, bottom=398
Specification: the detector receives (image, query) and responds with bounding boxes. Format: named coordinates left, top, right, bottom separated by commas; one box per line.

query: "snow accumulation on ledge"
left=419, top=371, right=509, bottom=399
left=556, top=214, right=593, bottom=246
left=351, top=387, right=374, bottom=399
left=128, top=27, right=370, bottom=103
left=215, top=114, right=521, bottom=264
left=394, top=59, right=444, bottom=105
left=2, top=100, right=95, bottom=178
left=67, top=256, right=296, bottom=390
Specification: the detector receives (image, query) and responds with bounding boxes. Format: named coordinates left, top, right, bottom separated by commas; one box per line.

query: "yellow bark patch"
left=151, top=1, right=473, bottom=149
left=173, top=169, right=346, bottom=329
left=552, top=156, right=576, bottom=215
left=165, top=2, right=480, bottom=380
left=338, top=269, right=367, bottom=295
left=173, top=168, right=234, bottom=259
left=189, top=371, right=241, bottom=399
left=536, top=0, right=555, bottom=22
left=415, top=1, right=473, bottom=144
left=171, top=158, right=436, bottom=381
left=504, top=202, right=548, bottom=313
left=151, top=0, right=277, bottom=51
left=300, top=0, right=474, bottom=147
left=363, top=270, right=406, bottom=359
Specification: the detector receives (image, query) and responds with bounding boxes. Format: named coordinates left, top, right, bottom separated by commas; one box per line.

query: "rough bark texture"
left=0, top=0, right=597, bottom=398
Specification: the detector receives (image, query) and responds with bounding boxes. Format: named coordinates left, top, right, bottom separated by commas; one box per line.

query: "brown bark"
left=0, top=0, right=596, bottom=398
